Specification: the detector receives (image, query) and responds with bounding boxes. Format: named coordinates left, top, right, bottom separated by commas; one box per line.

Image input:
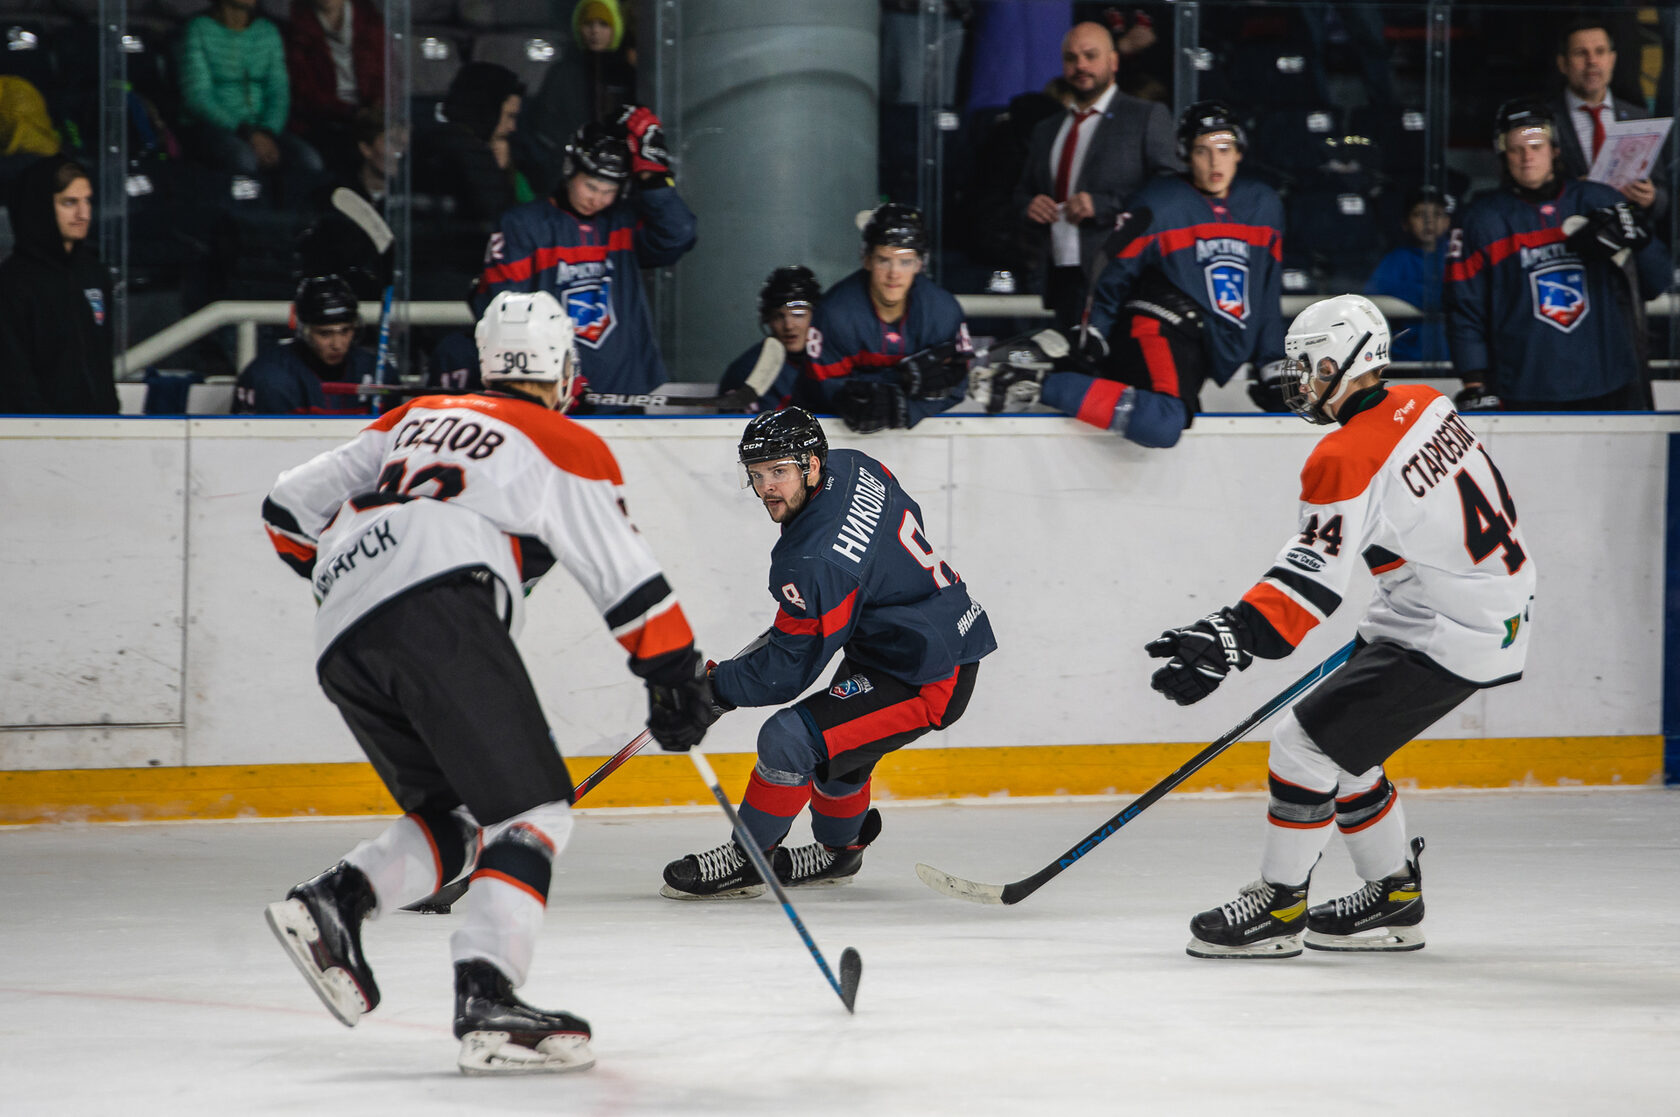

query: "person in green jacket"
left=176, top=0, right=323, bottom=181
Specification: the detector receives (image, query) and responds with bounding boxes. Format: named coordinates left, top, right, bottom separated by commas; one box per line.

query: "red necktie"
left=1584, top=104, right=1606, bottom=161
left=1053, top=109, right=1096, bottom=202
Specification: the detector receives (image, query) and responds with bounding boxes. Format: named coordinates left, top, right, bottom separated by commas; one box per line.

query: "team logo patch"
left=1529, top=263, right=1588, bottom=332
left=781, top=582, right=805, bottom=609
left=1284, top=547, right=1325, bottom=572
left=830, top=674, right=875, bottom=700
left=1205, top=262, right=1249, bottom=324
left=84, top=288, right=104, bottom=325
left=564, top=279, right=616, bottom=347
left=1501, top=613, right=1522, bottom=649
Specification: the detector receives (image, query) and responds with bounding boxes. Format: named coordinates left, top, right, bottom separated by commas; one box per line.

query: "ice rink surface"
left=3, top=788, right=1676, bottom=1115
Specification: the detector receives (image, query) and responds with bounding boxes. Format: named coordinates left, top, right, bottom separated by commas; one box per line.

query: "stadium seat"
left=458, top=0, right=556, bottom=31
left=1349, top=104, right=1427, bottom=178
left=469, top=30, right=561, bottom=97
left=407, top=28, right=463, bottom=97
left=1248, top=107, right=1342, bottom=181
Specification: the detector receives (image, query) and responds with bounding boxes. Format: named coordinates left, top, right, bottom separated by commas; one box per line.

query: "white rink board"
left=0, top=409, right=1673, bottom=770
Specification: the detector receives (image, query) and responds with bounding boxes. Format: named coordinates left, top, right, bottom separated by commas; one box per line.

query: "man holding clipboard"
left=1547, top=18, right=1670, bottom=223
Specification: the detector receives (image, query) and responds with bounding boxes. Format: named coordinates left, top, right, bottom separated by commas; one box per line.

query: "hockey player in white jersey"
left=260, top=290, right=716, bottom=1073
left=1144, top=294, right=1534, bottom=959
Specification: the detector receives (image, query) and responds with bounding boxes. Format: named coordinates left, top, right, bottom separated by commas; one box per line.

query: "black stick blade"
left=838, top=948, right=863, bottom=1013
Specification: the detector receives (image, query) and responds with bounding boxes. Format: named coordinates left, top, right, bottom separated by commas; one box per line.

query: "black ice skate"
left=1305, top=836, right=1427, bottom=952
left=660, top=839, right=767, bottom=900
left=774, top=808, right=883, bottom=887
left=265, top=861, right=381, bottom=1026
left=453, top=959, right=595, bottom=1076
left=1186, top=878, right=1310, bottom=959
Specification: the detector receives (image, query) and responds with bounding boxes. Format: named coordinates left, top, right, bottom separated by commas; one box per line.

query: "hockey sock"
left=810, top=777, right=871, bottom=847
left=344, top=807, right=474, bottom=916
left=1260, top=771, right=1335, bottom=885
left=1336, top=773, right=1408, bottom=880
left=738, top=766, right=811, bottom=851
left=451, top=803, right=572, bottom=987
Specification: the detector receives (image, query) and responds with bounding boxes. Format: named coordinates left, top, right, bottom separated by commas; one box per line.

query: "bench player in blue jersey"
left=647, top=408, right=998, bottom=898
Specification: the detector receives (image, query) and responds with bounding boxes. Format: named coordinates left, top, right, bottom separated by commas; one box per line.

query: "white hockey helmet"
left=475, top=290, right=580, bottom=407
left=1280, top=294, right=1391, bottom=425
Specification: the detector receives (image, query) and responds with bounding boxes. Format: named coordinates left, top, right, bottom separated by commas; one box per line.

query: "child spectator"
left=1364, top=185, right=1451, bottom=366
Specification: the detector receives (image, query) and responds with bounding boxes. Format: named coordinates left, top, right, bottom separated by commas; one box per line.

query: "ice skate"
left=1186, top=878, right=1309, bottom=959
left=660, top=839, right=767, bottom=900
left=265, top=861, right=380, bottom=1025
left=1305, top=836, right=1427, bottom=952
left=775, top=808, right=883, bottom=887
left=453, top=959, right=595, bottom=1076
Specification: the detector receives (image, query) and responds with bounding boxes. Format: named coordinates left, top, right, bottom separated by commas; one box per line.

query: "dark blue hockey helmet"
left=1176, top=100, right=1248, bottom=161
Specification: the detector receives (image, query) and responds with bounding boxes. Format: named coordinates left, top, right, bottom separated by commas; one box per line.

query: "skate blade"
left=782, top=875, right=858, bottom=889
left=264, top=900, right=369, bottom=1027
left=1185, top=933, right=1303, bottom=960
left=457, top=1030, right=596, bottom=1076
left=1304, top=925, right=1426, bottom=952
left=657, top=882, right=767, bottom=901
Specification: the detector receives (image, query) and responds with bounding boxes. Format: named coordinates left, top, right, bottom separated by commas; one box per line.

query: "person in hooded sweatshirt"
left=0, top=155, right=118, bottom=415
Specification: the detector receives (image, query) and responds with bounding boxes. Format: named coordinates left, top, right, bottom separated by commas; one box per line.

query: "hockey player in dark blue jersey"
left=234, top=276, right=388, bottom=414
left=796, top=204, right=974, bottom=433
left=1445, top=97, right=1669, bottom=411
left=970, top=101, right=1288, bottom=447
left=715, top=265, right=821, bottom=413
left=653, top=408, right=997, bottom=899
left=473, top=115, right=696, bottom=408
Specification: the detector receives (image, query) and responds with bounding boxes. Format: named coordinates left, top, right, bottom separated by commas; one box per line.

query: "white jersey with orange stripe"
left=264, top=390, right=694, bottom=667
left=1238, top=384, right=1535, bottom=685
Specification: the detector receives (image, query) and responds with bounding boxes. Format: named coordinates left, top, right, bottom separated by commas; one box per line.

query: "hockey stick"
left=687, top=747, right=863, bottom=1013
left=1078, top=206, right=1153, bottom=348
left=742, top=336, right=786, bottom=398
left=914, top=638, right=1357, bottom=906
left=331, top=186, right=394, bottom=254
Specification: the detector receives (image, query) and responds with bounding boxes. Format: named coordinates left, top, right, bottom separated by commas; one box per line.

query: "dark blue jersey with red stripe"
left=1444, top=179, right=1668, bottom=403
left=1088, top=174, right=1286, bottom=379
left=795, top=270, right=973, bottom=427
left=711, top=448, right=996, bottom=709
left=472, top=186, right=697, bottom=397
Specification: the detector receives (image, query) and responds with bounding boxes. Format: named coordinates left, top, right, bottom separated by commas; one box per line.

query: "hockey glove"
left=833, top=379, right=910, bottom=433
left=1051, top=326, right=1110, bottom=374
left=1246, top=359, right=1293, bottom=413
left=646, top=652, right=728, bottom=752
left=1145, top=610, right=1253, bottom=706
left=617, top=105, right=671, bottom=176
left=1454, top=379, right=1502, bottom=412
left=896, top=349, right=969, bottom=400
left=1564, top=202, right=1650, bottom=263
left=968, top=361, right=1050, bottom=413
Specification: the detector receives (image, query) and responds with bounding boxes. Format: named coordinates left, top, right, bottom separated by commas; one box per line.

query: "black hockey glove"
left=1246, top=359, right=1293, bottom=413
left=1050, top=326, right=1110, bottom=374
left=833, top=379, right=909, bottom=433
left=896, top=347, right=969, bottom=400
left=1145, top=610, right=1253, bottom=706
left=1565, top=202, right=1651, bottom=262
left=1454, top=378, right=1502, bottom=412
left=969, top=361, right=1050, bottom=413
left=646, top=651, right=728, bottom=752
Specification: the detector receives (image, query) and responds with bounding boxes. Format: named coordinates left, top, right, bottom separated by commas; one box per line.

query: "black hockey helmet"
left=861, top=202, right=927, bottom=255
left=1176, top=100, right=1248, bottom=161
left=758, top=265, right=822, bottom=321
left=1493, top=96, right=1555, bottom=151
left=293, top=274, right=358, bottom=331
left=739, top=406, right=827, bottom=470
left=562, top=120, right=632, bottom=184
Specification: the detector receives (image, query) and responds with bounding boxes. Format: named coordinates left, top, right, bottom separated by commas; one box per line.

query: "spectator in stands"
left=0, top=75, right=60, bottom=191
left=0, top=156, right=117, bottom=415
left=474, top=114, right=695, bottom=409
left=416, top=63, right=532, bottom=224
left=1015, top=21, right=1180, bottom=330
left=234, top=274, right=386, bottom=413
left=1446, top=98, right=1669, bottom=413
left=1548, top=18, right=1669, bottom=223
left=294, top=105, right=400, bottom=302
left=716, top=265, right=821, bottom=413
left=177, top=0, right=324, bottom=184
left=518, top=0, right=638, bottom=195
left=283, top=0, right=386, bottom=178
left=1364, top=185, right=1451, bottom=367
left=797, top=203, right=973, bottom=433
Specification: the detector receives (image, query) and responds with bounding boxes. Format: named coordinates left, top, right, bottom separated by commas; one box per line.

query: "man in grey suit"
left=1547, top=18, right=1668, bottom=224
left=1015, top=21, right=1180, bottom=330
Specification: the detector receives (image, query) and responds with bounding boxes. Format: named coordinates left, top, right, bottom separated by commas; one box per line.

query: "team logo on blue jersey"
left=563, top=279, right=615, bottom=347
left=1529, top=263, right=1588, bottom=332
left=1205, top=261, right=1249, bottom=325
left=830, top=674, right=875, bottom=700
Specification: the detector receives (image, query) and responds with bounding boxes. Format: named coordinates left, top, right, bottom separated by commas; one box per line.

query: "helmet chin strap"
left=1313, top=330, right=1373, bottom=423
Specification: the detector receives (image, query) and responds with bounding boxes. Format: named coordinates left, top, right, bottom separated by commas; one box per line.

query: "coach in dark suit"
left=1547, top=18, right=1668, bottom=223
left=1014, top=21, right=1180, bottom=329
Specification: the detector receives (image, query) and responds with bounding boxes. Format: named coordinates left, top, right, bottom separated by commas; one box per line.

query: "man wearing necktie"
left=1015, top=21, right=1179, bottom=330
left=1546, top=19, right=1668, bottom=223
